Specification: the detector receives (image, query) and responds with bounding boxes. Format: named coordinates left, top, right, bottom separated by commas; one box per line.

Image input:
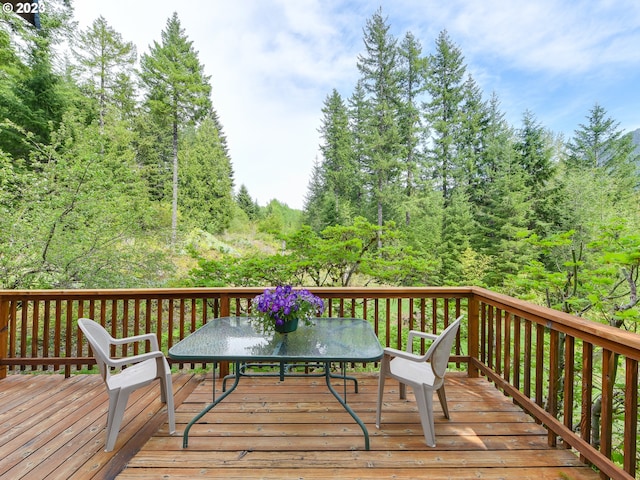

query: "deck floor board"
left=0, top=371, right=601, bottom=479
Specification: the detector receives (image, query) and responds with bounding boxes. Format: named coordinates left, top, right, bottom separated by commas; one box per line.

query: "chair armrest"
left=408, top=330, right=438, bottom=343
left=407, top=330, right=438, bottom=354
left=105, top=350, right=164, bottom=368
left=383, top=347, right=425, bottom=362
left=110, top=333, right=160, bottom=351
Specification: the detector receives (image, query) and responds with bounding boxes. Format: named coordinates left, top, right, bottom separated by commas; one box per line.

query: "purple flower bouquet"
left=252, top=285, right=324, bottom=333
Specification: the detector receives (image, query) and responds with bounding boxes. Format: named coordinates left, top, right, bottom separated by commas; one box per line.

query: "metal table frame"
left=168, top=317, right=383, bottom=450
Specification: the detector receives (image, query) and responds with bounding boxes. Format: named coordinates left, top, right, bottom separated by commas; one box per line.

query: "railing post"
left=0, top=299, right=8, bottom=380
left=219, top=293, right=230, bottom=378
left=468, top=293, right=479, bottom=378
left=220, top=293, right=230, bottom=317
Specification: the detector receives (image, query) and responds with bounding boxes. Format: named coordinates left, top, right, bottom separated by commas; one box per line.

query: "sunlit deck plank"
left=0, top=372, right=601, bottom=479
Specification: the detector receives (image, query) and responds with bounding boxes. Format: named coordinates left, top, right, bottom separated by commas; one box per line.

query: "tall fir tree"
left=515, top=110, right=558, bottom=234
left=307, top=89, right=357, bottom=230
left=179, top=116, right=234, bottom=234
left=397, top=31, right=428, bottom=226
left=72, top=16, right=137, bottom=130
left=565, top=103, right=639, bottom=189
left=356, top=8, right=403, bottom=245
left=424, top=30, right=467, bottom=204
left=236, top=184, right=258, bottom=220
left=347, top=80, right=369, bottom=215
left=140, top=12, right=212, bottom=245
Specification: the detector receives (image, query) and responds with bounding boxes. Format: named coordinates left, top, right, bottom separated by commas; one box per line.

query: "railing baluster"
left=563, top=335, right=575, bottom=449
left=548, top=329, right=559, bottom=447
left=524, top=319, right=532, bottom=399
left=503, top=311, right=511, bottom=383
left=600, top=348, right=615, bottom=461
left=623, top=357, right=638, bottom=477
left=20, top=304, right=28, bottom=371
left=495, top=308, right=502, bottom=376
left=43, top=300, right=51, bottom=371
left=75, top=300, right=83, bottom=370
left=65, top=299, right=72, bottom=377
left=535, top=323, right=544, bottom=408
left=513, top=315, right=521, bottom=390
left=580, top=341, right=593, bottom=457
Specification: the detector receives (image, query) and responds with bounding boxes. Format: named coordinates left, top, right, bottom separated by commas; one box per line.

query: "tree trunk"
left=171, top=117, right=178, bottom=247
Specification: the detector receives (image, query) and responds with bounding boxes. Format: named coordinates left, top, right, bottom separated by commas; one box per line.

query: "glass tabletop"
left=169, top=316, right=383, bottom=363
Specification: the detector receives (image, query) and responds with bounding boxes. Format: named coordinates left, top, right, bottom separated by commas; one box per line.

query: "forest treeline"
left=1, top=4, right=638, bottom=330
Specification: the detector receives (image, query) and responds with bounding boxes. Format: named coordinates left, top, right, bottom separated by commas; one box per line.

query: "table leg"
left=182, top=361, right=241, bottom=448
left=323, top=361, right=371, bottom=450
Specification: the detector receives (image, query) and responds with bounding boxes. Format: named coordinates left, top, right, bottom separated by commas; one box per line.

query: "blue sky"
left=72, top=0, right=640, bottom=210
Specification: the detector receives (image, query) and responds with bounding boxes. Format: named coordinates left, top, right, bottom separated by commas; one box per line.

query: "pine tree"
left=566, top=103, right=638, bottom=187
left=306, top=89, right=357, bottom=229
left=514, top=110, right=558, bottom=234
left=0, top=5, right=70, bottom=159
left=347, top=81, right=369, bottom=216
left=179, top=116, right=234, bottom=234
left=72, top=16, right=136, bottom=130
left=237, top=184, right=258, bottom=220
left=424, top=30, right=467, bottom=204
left=397, top=31, right=428, bottom=226
left=356, top=8, right=403, bottom=245
left=140, top=12, right=212, bottom=245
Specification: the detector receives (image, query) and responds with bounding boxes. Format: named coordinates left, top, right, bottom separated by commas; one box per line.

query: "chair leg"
left=437, top=384, right=450, bottom=419
left=106, top=391, right=118, bottom=434
left=105, top=389, right=131, bottom=452
left=163, top=372, right=176, bottom=434
left=399, top=382, right=407, bottom=400
left=413, top=385, right=436, bottom=447
left=375, top=356, right=389, bottom=429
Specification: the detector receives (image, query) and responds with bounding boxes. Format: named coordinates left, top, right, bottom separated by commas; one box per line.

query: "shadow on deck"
left=0, top=371, right=600, bottom=479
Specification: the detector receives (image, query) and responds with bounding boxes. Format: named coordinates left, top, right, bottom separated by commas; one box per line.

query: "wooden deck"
left=0, top=371, right=601, bottom=480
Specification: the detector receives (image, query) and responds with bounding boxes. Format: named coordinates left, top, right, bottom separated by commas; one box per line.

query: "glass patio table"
left=169, top=316, right=383, bottom=450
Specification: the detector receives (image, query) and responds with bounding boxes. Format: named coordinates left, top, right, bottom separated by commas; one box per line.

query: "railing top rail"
left=1, top=285, right=637, bottom=357
left=471, top=286, right=640, bottom=359
left=0, top=286, right=474, bottom=300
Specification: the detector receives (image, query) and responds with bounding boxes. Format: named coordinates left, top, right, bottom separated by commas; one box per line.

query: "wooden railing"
left=0, top=286, right=638, bottom=479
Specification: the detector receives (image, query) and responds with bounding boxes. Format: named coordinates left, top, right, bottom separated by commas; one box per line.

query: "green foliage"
left=257, top=200, right=303, bottom=237
left=188, top=217, right=438, bottom=288
left=236, top=184, right=259, bottom=220
left=0, top=116, right=173, bottom=288
left=139, top=12, right=213, bottom=245
left=72, top=16, right=137, bottom=127
left=179, top=116, right=234, bottom=234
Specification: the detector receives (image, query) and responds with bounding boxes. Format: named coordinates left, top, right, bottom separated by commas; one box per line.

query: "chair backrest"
left=425, top=315, right=463, bottom=379
left=78, top=318, right=112, bottom=381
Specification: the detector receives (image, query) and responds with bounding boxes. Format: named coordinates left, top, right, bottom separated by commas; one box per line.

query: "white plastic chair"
left=78, top=318, right=176, bottom=452
left=376, top=315, right=463, bottom=447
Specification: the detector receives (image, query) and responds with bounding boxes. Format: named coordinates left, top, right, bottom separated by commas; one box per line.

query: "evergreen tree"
left=72, top=16, right=136, bottom=130
left=471, top=94, right=517, bottom=248
left=347, top=80, right=369, bottom=216
left=565, top=103, right=639, bottom=188
left=0, top=4, right=71, bottom=159
left=397, top=31, right=428, bottom=226
left=179, top=116, right=234, bottom=234
left=424, top=30, right=467, bottom=204
left=356, top=8, right=403, bottom=244
left=140, top=12, right=212, bottom=245
left=515, top=110, right=560, bottom=235
left=236, top=184, right=258, bottom=220
left=458, top=75, right=489, bottom=194
left=0, top=113, right=170, bottom=289
left=305, top=89, right=357, bottom=230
